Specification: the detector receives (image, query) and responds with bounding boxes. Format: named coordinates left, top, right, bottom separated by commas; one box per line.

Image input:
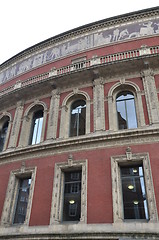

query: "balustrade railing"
left=0, top=46, right=158, bottom=98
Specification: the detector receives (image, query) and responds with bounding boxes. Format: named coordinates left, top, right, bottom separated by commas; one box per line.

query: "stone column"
left=8, top=101, right=24, bottom=148
left=93, top=77, right=105, bottom=131
left=141, top=68, right=159, bottom=125
left=46, top=89, right=60, bottom=140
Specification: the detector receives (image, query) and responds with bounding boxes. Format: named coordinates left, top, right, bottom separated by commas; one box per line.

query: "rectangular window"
left=63, top=171, right=81, bottom=222
left=1, top=167, right=36, bottom=226
left=120, top=165, right=149, bottom=220
left=13, top=177, right=31, bottom=224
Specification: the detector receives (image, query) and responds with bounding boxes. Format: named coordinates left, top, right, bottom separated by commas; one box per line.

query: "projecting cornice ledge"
left=0, top=222, right=159, bottom=239
left=0, top=126, right=159, bottom=165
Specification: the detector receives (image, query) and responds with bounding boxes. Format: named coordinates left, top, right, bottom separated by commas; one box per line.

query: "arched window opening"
left=70, top=100, right=86, bottom=137
left=0, top=118, right=9, bottom=151
left=29, top=110, right=43, bottom=145
left=116, top=91, right=137, bottom=130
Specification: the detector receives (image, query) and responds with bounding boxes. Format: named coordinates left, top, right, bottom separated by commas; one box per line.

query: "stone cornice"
left=0, top=222, right=159, bottom=239
left=0, top=7, right=159, bottom=70
left=0, top=126, right=159, bottom=166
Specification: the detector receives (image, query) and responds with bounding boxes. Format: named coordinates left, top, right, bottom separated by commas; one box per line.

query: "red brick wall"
left=0, top=143, right=159, bottom=225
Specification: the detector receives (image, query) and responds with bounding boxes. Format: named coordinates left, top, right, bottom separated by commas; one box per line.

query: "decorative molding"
left=59, top=91, right=90, bottom=138
left=47, top=90, right=60, bottom=140
left=108, top=81, right=145, bottom=130
left=1, top=126, right=159, bottom=166
left=8, top=102, right=24, bottom=149
left=93, top=77, right=105, bottom=131
left=19, top=102, right=47, bottom=147
left=141, top=68, right=159, bottom=124
left=50, top=158, right=87, bottom=224
left=0, top=166, right=37, bottom=226
left=111, top=149, right=158, bottom=223
left=1, top=12, right=159, bottom=84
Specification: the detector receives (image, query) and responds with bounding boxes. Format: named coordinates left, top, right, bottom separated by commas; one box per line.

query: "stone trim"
left=46, top=89, right=60, bottom=140
left=59, top=91, right=90, bottom=138
left=8, top=101, right=24, bottom=149
left=19, top=101, right=47, bottom=147
left=111, top=148, right=158, bottom=223
left=93, top=78, right=105, bottom=131
left=50, top=156, right=87, bottom=224
left=1, top=127, right=159, bottom=166
left=141, top=68, right=159, bottom=125
left=108, top=81, right=145, bottom=131
left=0, top=164, right=37, bottom=226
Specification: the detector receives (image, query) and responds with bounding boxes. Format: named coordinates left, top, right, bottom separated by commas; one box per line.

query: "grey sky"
left=0, top=0, right=158, bottom=65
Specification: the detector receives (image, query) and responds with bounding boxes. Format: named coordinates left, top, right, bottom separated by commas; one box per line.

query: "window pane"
left=63, top=171, right=81, bottom=221
left=126, top=99, right=137, bottom=129
left=30, top=110, right=43, bottom=145
left=116, top=91, right=137, bottom=130
left=0, top=120, right=9, bottom=151
left=121, top=165, right=149, bottom=220
left=13, top=178, right=31, bottom=224
left=116, top=101, right=127, bottom=129
left=70, top=100, right=86, bottom=137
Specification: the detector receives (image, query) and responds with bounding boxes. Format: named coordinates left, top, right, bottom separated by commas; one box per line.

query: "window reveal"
left=70, top=100, right=86, bottom=137
left=116, top=91, right=137, bottom=129
left=63, top=171, right=81, bottom=221
left=13, top=177, right=31, bottom=224
left=121, top=165, right=149, bottom=220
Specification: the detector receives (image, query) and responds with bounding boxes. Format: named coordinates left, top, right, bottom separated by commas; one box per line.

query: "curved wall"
left=0, top=7, right=159, bottom=240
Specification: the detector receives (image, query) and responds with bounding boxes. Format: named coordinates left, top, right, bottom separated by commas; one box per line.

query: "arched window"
left=0, top=117, right=9, bottom=151
left=29, top=109, right=43, bottom=145
left=70, top=100, right=86, bottom=137
left=116, top=91, right=137, bottom=129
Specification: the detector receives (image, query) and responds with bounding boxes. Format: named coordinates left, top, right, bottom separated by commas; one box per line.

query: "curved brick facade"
left=0, top=7, right=159, bottom=240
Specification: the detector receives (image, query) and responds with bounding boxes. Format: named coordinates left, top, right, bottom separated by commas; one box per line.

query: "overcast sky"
left=0, top=0, right=158, bottom=65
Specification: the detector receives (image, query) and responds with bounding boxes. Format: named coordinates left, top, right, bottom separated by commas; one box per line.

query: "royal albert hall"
left=0, top=6, right=159, bottom=240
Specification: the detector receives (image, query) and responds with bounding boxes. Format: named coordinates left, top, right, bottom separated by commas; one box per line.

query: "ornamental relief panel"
left=0, top=17, right=159, bottom=84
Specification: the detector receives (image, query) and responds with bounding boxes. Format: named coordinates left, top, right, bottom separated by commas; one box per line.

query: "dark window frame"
left=120, top=164, right=149, bottom=220
left=13, top=177, right=31, bottom=224
left=62, top=170, right=82, bottom=222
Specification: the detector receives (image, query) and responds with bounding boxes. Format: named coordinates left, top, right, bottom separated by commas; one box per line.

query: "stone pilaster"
left=8, top=101, right=24, bottom=148
left=93, top=77, right=105, bottom=131
left=47, top=89, right=60, bottom=140
left=141, top=68, right=159, bottom=125
left=59, top=105, right=68, bottom=138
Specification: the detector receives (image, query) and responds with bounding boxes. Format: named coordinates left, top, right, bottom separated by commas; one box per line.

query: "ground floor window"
left=111, top=149, right=157, bottom=223
left=121, top=165, right=148, bottom=220
left=63, top=171, right=81, bottom=221
left=1, top=166, right=36, bottom=226
left=50, top=157, right=87, bottom=224
left=13, top=177, right=31, bottom=224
